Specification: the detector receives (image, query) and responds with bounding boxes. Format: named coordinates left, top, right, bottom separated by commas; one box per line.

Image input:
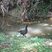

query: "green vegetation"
left=27, top=0, right=52, bottom=19
left=0, top=33, right=52, bottom=52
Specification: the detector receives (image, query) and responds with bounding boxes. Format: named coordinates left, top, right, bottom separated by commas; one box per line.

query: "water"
left=6, top=23, right=52, bottom=38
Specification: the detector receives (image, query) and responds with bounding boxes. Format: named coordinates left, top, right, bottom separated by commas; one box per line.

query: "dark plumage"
left=18, top=25, right=28, bottom=36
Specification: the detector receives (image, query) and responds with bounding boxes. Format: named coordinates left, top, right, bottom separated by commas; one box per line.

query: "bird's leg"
left=23, top=34, right=26, bottom=37
left=24, top=35, right=26, bottom=37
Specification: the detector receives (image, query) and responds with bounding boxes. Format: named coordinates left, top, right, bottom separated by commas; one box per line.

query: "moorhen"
left=18, top=25, right=28, bottom=36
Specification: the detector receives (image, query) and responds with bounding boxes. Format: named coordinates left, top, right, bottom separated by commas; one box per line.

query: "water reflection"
left=8, top=23, right=52, bottom=38
left=39, top=23, right=49, bottom=26
left=25, top=23, right=52, bottom=37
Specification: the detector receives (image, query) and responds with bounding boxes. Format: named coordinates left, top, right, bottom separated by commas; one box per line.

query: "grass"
left=0, top=32, right=52, bottom=52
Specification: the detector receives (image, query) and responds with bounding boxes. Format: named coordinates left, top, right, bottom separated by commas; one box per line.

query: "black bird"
left=18, top=25, right=28, bottom=36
